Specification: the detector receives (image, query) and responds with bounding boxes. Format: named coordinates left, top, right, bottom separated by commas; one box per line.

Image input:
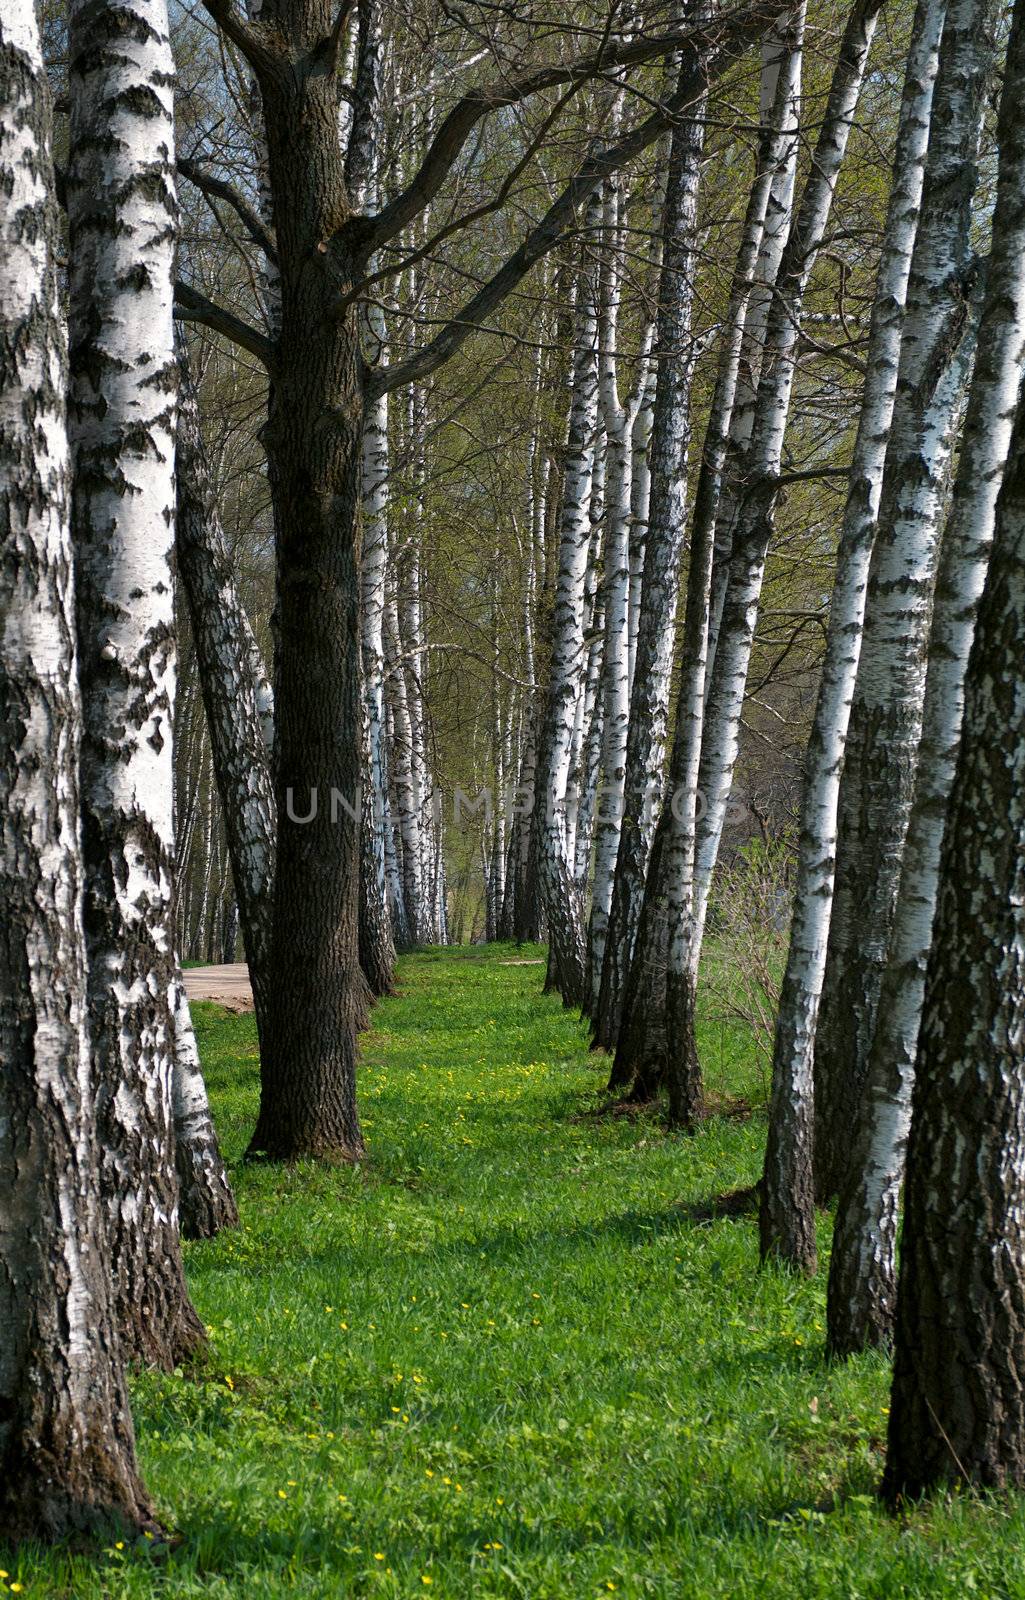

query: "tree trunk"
left=175, top=331, right=276, bottom=1033
left=246, top=19, right=368, bottom=1157
left=883, top=363, right=1025, bottom=1501
left=594, top=76, right=705, bottom=1055
left=812, top=0, right=995, bottom=1205
left=0, top=3, right=155, bottom=1538
left=171, top=977, right=239, bottom=1237
left=828, top=0, right=1025, bottom=1356
left=609, top=50, right=796, bottom=1094
left=537, top=204, right=601, bottom=1007
left=68, top=0, right=205, bottom=1367
left=768, top=0, right=944, bottom=1298
left=587, top=181, right=648, bottom=1006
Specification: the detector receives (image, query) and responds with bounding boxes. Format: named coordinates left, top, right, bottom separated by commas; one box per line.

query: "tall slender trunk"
left=360, top=300, right=397, bottom=987
left=812, top=0, right=996, bottom=1207
left=175, top=333, right=276, bottom=1026
left=828, top=0, right=1025, bottom=1355
left=609, top=49, right=795, bottom=1093
left=587, top=182, right=649, bottom=1005
left=708, top=6, right=805, bottom=662
left=594, top=79, right=705, bottom=1052
left=0, top=2, right=154, bottom=1536
left=764, top=0, right=945, bottom=1264
left=883, top=361, right=1025, bottom=1501
left=538, top=202, right=601, bottom=1006
left=68, top=0, right=205, bottom=1365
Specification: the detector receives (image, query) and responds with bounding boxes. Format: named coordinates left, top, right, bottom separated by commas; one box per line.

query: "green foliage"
left=5, top=947, right=1025, bottom=1597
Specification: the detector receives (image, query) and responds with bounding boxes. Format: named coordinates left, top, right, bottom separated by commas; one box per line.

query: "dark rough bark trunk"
left=246, top=9, right=366, bottom=1160
left=884, top=373, right=1025, bottom=1501
left=68, top=0, right=205, bottom=1368
left=0, top=6, right=154, bottom=1539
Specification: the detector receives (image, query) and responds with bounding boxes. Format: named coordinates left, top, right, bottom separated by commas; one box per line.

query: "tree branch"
left=351, top=3, right=786, bottom=259
left=178, top=158, right=278, bottom=262
left=366, top=5, right=781, bottom=402
left=200, top=0, right=286, bottom=76
left=174, top=282, right=276, bottom=371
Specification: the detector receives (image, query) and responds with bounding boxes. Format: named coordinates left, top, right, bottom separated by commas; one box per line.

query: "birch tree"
left=0, top=0, right=154, bottom=1537
left=537, top=209, right=601, bottom=1005
left=587, top=181, right=654, bottom=1005
left=811, top=0, right=996, bottom=1209
left=609, top=48, right=798, bottom=1094
left=593, top=71, right=706, bottom=1052
left=180, top=0, right=789, bottom=1157
left=828, top=0, right=1025, bottom=1354
left=761, top=0, right=945, bottom=1261
left=175, top=333, right=275, bottom=1030
left=68, top=0, right=205, bottom=1365
left=883, top=368, right=1025, bottom=1501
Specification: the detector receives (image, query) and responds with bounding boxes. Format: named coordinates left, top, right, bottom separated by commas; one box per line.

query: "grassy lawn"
left=7, top=944, right=1025, bottom=1597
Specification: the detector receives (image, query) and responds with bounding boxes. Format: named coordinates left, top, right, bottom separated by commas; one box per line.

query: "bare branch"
left=174, top=281, right=276, bottom=371
left=178, top=158, right=278, bottom=262
left=367, top=5, right=781, bottom=402
left=350, top=3, right=786, bottom=259
left=200, top=0, right=286, bottom=75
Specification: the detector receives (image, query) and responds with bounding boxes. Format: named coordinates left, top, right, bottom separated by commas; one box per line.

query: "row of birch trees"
left=513, top=0, right=1025, bottom=1497
left=5, top=0, right=1025, bottom=1543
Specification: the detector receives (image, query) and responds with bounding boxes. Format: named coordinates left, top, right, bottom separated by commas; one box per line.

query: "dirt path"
left=182, top=963, right=254, bottom=1012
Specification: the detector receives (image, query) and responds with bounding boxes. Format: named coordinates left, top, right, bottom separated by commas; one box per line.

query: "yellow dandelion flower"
left=421, top=1578, right=433, bottom=1587
left=277, top=1490, right=288, bottom=1500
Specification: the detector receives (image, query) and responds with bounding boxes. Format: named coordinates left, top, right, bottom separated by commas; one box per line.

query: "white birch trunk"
left=175, top=330, right=275, bottom=1043
left=828, top=0, right=1025, bottom=1354
left=594, top=84, right=705, bottom=1056
left=588, top=182, right=651, bottom=1003
left=766, top=0, right=946, bottom=1263
left=708, top=6, right=806, bottom=665
left=609, top=48, right=800, bottom=1091
left=883, top=350, right=1025, bottom=1500
left=812, top=0, right=997, bottom=1209
left=68, top=0, right=204, bottom=1366
left=538, top=199, right=602, bottom=1005
left=0, top=1, right=152, bottom=1532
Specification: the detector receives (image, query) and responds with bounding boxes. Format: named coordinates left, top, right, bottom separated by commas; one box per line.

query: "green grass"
left=7, top=944, right=1025, bottom=1597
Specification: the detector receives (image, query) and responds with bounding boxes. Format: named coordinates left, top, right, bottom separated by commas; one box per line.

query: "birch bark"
left=812, top=0, right=996, bottom=1207
left=828, top=0, right=1025, bottom=1354
left=883, top=363, right=1025, bottom=1499
left=587, top=181, right=652, bottom=1003
left=763, top=0, right=945, bottom=1262
left=175, top=333, right=276, bottom=1035
left=68, top=0, right=205, bottom=1366
left=0, top=0, right=153, bottom=1535
left=593, top=85, right=705, bottom=1051
left=537, top=202, right=601, bottom=1006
